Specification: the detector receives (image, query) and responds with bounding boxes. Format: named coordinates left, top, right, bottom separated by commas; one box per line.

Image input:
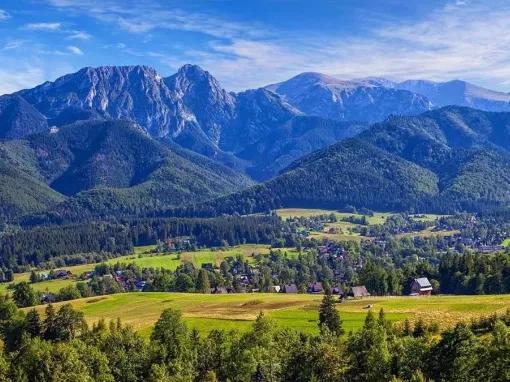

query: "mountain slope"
left=397, top=80, right=510, bottom=111
left=179, top=106, right=510, bottom=215
left=0, top=95, right=48, bottom=139
left=0, top=161, right=64, bottom=220
left=185, top=139, right=439, bottom=215
left=1, top=65, right=367, bottom=181
left=237, top=116, right=367, bottom=180
left=0, top=119, right=253, bottom=221
left=266, top=72, right=431, bottom=122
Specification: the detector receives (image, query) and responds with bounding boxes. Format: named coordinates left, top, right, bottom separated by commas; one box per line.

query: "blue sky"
left=1, top=0, right=510, bottom=94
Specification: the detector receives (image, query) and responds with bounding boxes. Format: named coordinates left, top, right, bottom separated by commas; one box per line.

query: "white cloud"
left=45, top=0, right=510, bottom=91
left=67, top=31, right=92, bottom=40
left=67, top=45, right=83, bottom=55
left=0, top=9, right=10, bottom=20
left=2, top=40, right=24, bottom=50
left=0, top=66, right=44, bottom=94
left=25, top=22, right=62, bottom=31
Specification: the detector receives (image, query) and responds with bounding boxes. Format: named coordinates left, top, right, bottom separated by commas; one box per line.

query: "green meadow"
left=29, top=293, right=510, bottom=337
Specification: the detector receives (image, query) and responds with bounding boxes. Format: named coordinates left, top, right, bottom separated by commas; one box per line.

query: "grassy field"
left=275, top=208, right=393, bottom=225
left=107, top=244, right=273, bottom=269
left=395, top=228, right=460, bottom=239
left=28, top=293, right=510, bottom=337
left=276, top=208, right=451, bottom=242
left=0, top=244, right=278, bottom=296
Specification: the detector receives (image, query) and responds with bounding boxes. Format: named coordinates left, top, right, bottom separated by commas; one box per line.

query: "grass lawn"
left=28, top=293, right=510, bottom=337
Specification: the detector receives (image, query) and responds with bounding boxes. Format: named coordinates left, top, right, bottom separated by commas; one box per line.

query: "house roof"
left=283, top=284, right=298, bottom=293
left=414, top=277, right=432, bottom=288
left=352, top=285, right=370, bottom=297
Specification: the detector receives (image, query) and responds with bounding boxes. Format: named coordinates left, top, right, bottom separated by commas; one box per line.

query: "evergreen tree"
left=427, top=323, right=480, bottom=382
left=29, top=271, right=39, bottom=284
left=12, top=282, right=38, bottom=308
left=318, top=292, right=344, bottom=336
left=43, top=304, right=58, bottom=341
left=25, top=309, right=42, bottom=337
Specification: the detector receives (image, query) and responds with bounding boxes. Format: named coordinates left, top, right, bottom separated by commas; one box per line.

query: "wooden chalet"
left=410, top=277, right=433, bottom=296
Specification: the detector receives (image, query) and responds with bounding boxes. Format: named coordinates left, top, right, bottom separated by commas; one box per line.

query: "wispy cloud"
left=45, top=0, right=510, bottom=91
left=25, top=22, right=62, bottom=31
left=0, top=66, right=44, bottom=94
left=66, top=45, right=83, bottom=55
left=2, top=40, right=24, bottom=50
left=47, top=0, right=269, bottom=39
left=67, top=31, right=92, bottom=40
left=0, top=9, right=10, bottom=20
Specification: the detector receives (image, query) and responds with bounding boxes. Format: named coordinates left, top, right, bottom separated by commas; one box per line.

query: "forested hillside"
left=159, top=107, right=510, bottom=217
left=0, top=119, right=252, bottom=220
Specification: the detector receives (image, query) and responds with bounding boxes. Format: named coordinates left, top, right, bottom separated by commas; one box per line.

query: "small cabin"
left=308, top=281, right=324, bottom=294
left=282, top=284, right=298, bottom=293
left=410, top=277, right=433, bottom=296
left=352, top=285, right=370, bottom=298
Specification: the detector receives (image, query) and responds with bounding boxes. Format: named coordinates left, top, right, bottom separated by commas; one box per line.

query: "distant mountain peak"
left=266, top=71, right=431, bottom=122
left=177, top=63, right=208, bottom=76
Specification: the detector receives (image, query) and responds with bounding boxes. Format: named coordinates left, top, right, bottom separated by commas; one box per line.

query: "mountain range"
left=187, top=106, right=510, bottom=216
left=2, top=64, right=510, bottom=223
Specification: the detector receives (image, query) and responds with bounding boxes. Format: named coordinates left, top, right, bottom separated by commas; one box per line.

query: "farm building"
left=211, top=286, right=230, bottom=294
left=352, top=285, right=370, bottom=298
left=269, top=285, right=281, bottom=293
left=410, top=277, right=433, bottom=296
left=282, top=284, right=298, bottom=293
left=331, top=286, right=345, bottom=297
left=308, top=281, right=324, bottom=294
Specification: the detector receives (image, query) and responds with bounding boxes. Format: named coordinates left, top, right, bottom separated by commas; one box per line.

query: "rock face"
left=165, top=64, right=236, bottom=145
left=396, top=79, right=510, bottom=112
left=0, top=65, right=319, bottom=179
left=7, top=65, right=302, bottom=153
left=265, top=72, right=432, bottom=122
left=18, top=65, right=182, bottom=138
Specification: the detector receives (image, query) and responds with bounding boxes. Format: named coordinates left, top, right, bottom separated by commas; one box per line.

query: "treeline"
left=0, top=295, right=509, bottom=381
left=438, top=251, right=510, bottom=294
left=0, top=216, right=290, bottom=269
left=0, top=222, right=132, bottom=270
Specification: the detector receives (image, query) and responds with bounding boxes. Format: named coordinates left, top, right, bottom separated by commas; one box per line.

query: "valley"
left=2, top=2, right=510, bottom=380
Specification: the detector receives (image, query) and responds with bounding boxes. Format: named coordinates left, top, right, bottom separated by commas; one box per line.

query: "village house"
left=410, top=277, right=433, bottom=296
left=282, top=284, right=298, bottom=293
left=308, top=281, right=324, bottom=294
left=54, top=269, right=72, bottom=279
left=352, top=285, right=370, bottom=298
left=331, top=286, right=345, bottom=297
left=211, top=286, right=232, bottom=294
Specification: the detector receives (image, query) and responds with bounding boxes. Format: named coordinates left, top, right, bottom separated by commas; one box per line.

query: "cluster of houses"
left=38, top=269, right=73, bottom=281
left=211, top=277, right=434, bottom=298
left=112, top=271, right=146, bottom=292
